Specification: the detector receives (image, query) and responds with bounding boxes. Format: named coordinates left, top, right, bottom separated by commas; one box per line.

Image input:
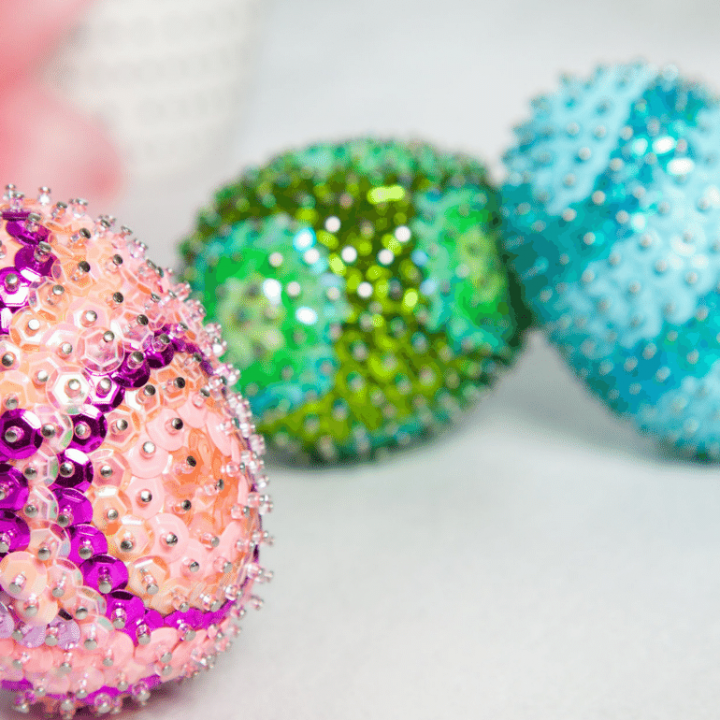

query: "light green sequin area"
left=189, top=215, right=349, bottom=416
left=181, top=138, right=525, bottom=462
left=412, top=186, right=514, bottom=353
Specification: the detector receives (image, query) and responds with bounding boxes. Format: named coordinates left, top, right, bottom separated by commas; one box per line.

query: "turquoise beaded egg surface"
left=182, top=139, right=526, bottom=463
left=502, top=61, right=720, bottom=458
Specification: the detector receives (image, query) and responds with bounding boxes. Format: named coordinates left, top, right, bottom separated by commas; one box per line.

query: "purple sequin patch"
left=0, top=409, right=42, bottom=460
left=81, top=553, right=129, bottom=594
left=53, top=487, right=93, bottom=526
left=53, top=448, right=93, bottom=491
left=0, top=464, right=29, bottom=511
left=4, top=220, right=49, bottom=246
left=14, top=244, right=56, bottom=282
left=69, top=407, right=108, bottom=452
left=0, top=511, right=30, bottom=554
left=68, top=524, right=108, bottom=566
left=111, top=351, right=151, bottom=388
left=2, top=674, right=163, bottom=703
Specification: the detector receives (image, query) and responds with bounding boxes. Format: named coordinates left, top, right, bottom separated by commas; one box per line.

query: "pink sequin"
left=0, top=189, right=270, bottom=718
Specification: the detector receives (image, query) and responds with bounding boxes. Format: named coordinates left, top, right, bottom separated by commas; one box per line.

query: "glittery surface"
left=502, top=61, right=720, bottom=458
left=0, top=187, right=271, bottom=717
left=182, top=139, right=525, bottom=462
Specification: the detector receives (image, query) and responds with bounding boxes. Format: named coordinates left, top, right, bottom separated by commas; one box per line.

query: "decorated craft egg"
left=181, top=138, right=526, bottom=462
left=502, top=60, right=720, bottom=458
left=0, top=186, right=270, bottom=716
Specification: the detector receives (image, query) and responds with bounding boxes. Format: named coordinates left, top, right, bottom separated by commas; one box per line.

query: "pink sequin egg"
left=0, top=186, right=271, bottom=717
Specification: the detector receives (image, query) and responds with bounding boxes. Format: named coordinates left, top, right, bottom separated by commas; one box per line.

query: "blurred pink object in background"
left=0, top=0, right=122, bottom=206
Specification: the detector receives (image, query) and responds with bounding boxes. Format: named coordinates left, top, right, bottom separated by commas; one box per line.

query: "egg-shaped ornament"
left=502, top=61, right=720, bottom=458
left=0, top=186, right=270, bottom=717
left=181, top=139, right=527, bottom=463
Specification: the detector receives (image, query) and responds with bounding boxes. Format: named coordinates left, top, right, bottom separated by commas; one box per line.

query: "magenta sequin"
left=53, top=448, right=93, bottom=491
left=0, top=409, right=42, bottom=460
left=67, top=524, right=107, bottom=565
left=0, top=465, right=28, bottom=510
left=81, top=553, right=129, bottom=594
left=69, top=407, right=107, bottom=452
left=0, top=511, right=30, bottom=554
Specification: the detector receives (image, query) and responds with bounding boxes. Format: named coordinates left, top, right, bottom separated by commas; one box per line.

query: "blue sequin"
left=502, top=61, right=720, bottom=458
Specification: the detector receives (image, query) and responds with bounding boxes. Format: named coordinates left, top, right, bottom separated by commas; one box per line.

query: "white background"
left=29, top=0, right=720, bottom=717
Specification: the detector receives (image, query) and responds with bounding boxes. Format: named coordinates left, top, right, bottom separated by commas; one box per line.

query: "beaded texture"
left=182, top=139, right=525, bottom=462
left=502, top=61, right=720, bottom=458
left=0, top=187, right=270, bottom=717
left=46, top=0, right=262, bottom=181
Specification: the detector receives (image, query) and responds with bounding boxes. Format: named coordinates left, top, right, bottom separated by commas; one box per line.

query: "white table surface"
left=23, top=0, right=720, bottom=717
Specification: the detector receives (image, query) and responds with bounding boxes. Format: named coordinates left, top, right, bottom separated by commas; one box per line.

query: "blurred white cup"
left=44, top=0, right=264, bottom=264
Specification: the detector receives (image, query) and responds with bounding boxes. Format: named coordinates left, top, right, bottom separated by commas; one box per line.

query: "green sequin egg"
left=180, top=139, right=526, bottom=462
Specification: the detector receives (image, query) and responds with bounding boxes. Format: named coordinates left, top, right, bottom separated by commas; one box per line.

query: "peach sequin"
left=0, top=187, right=271, bottom=717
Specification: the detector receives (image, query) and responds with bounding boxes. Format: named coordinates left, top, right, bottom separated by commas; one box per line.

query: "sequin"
left=67, top=525, right=107, bottom=565
left=0, top=409, right=42, bottom=460
left=502, top=61, right=720, bottom=458
left=0, top=188, right=269, bottom=717
left=53, top=448, right=93, bottom=491
left=182, top=138, right=527, bottom=462
left=0, top=465, right=29, bottom=510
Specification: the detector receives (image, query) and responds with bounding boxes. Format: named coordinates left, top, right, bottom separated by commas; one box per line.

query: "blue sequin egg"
left=502, top=61, right=720, bottom=458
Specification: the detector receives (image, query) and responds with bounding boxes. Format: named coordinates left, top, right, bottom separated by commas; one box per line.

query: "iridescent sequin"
left=502, top=61, right=720, bottom=458
left=182, top=139, right=526, bottom=462
left=0, top=186, right=271, bottom=717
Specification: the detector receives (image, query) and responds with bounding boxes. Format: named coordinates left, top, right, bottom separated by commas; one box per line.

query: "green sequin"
left=182, top=139, right=525, bottom=462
